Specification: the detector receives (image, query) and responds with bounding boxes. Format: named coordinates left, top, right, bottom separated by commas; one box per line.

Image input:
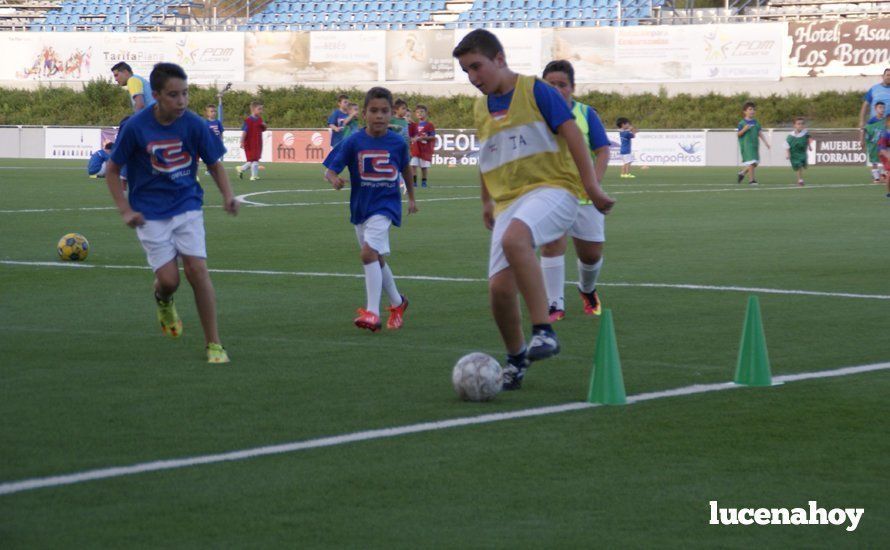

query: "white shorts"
left=568, top=203, right=605, bottom=242
left=489, top=187, right=578, bottom=278
left=95, top=161, right=107, bottom=177
left=742, top=159, right=759, bottom=166
left=621, top=153, right=634, bottom=164
left=410, top=157, right=431, bottom=169
left=136, top=209, right=207, bottom=271
left=355, top=214, right=392, bottom=256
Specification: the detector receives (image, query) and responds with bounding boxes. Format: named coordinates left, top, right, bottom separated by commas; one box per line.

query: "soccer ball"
left=57, top=233, right=89, bottom=261
left=452, top=352, right=503, bottom=402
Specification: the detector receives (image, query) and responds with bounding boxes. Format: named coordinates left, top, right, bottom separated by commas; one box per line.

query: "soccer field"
left=1, top=159, right=888, bottom=546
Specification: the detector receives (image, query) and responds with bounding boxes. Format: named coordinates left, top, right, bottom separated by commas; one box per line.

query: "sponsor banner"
left=221, top=130, right=273, bottom=163
left=1, top=33, right=243, bottom=83
left=271, top=130, right=331, bottom=163
left=386, top=30, right=454, bottom=81
left=690, top=23, right=783, bottom=81
left=612, top=26, right=692, bottom=82
left=245, top=31, right=383, bottom=82
left=606, top=131, right=707, bottom=166
left=429, top=129, right=480, bottom=167
left=784, top=19, right=890, bottom=77
left=455, top=28, right=544, bottom=77
left=45, top=128, right=101, bottom=159
left=808, top=131, right=868, bottom=166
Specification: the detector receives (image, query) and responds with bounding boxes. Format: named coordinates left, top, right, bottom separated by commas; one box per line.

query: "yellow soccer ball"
left=57, top=233, right=89, bottom=261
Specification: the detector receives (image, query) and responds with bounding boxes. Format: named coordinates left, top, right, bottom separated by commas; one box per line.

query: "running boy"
left=203, top=88, right=226, bottom=175
left=236, top=100, right=266, bottom=181
left=539, top=60, right=611, bottom=322
left=737, top=101, right=771, bottom=185
left=104, top=62, right=239, bottom=364
left=323, top=87, right=417, bottom=332
left=87, top=141, right=113, bottom=178
left=878, top=116, right=890, bottom=197
left=452, top=29, right=614, bottom=390
left=341, top=102, right=361, bottom=140
left=784, top=117, right=814, bottom=186
left=328, top=94, right=350, bottom=149
left=616, top=117, right=636, bottom=178
left=863, top=101, right=886, bottom=183
left=408, top=104, right=435, bottom=188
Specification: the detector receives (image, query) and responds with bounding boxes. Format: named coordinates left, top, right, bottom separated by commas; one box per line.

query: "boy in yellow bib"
left=453, top=30, right=614, bottom=390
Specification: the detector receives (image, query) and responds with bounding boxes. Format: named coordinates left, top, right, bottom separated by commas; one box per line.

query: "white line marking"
left=1, top=362, right=887, bottom=497
left=3, top=260, right=888, bottom=301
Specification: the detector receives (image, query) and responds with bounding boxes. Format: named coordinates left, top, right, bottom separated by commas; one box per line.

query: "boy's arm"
left=593, top=146, right=609, bottom=183
left=558, top=120, right=614, bottom=214
left=207, top=161, right=239, bottom=215
left=480, top=173, right=494, bottom=231
left=324, top=168, right=345, bottom=190
left=217, top=94, right=224, bottom=126
left=105, top=160, right=144, bottom=228
left=401, top=164, right=417, bottom=214
left=759, top=130, right=771, bottom=149
left=737, top=124, right=750, bottom=137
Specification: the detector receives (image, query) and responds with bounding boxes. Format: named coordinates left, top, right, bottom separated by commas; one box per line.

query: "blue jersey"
left=487, top=79, right=573, bottom=132
left=206, top=96, right=224, bottom=140
left=87, top=149, right=110, bottom=175
left=864, top=83, right=890, bottom=119
left=322, top=129, right=410, bottom=227
left=110, top=107, right=226, bottom=220
left=619, top=130, right=635, bottom=154
left=328, top=109, right=350, bottom=147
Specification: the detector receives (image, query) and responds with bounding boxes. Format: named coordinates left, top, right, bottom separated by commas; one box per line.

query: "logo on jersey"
left=147, top=139, right=192, bottom=173
left=358, top=150, right=398, bottom=182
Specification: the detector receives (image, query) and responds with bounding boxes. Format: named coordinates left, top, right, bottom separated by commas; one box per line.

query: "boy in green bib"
left=785, top=117, right=814, bottom=186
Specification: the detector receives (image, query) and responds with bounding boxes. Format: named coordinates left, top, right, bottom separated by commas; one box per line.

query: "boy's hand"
left=121, top=209, right=145, bottom=228
left=591, top=189, right=615, bottom=215
left=329, top=175, right=346, bottom=190
left=482, top=200, right=495, bottom=230
left=408, top=198, right=418, bottom=214
left=223, top=196, right=240, bottom=215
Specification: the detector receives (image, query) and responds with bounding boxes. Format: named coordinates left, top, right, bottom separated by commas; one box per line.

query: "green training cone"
left=734, top=295, right=773, bottom=386
left=587, top=309, right=627, bottom=405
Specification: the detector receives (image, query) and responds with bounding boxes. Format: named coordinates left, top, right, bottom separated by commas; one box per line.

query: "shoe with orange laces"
left=386, top=295, right=409, bottom=330
left=548, top=303, right=565, bottom=322
left=578, top=288, right=602, bottom=316
left=354, top=308, right=382, bottom=332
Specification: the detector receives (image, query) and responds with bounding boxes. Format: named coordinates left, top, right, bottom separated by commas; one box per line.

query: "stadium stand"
left=2, top=0, right=887, bottom=31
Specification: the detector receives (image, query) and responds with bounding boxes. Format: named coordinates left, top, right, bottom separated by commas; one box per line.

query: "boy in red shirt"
left=236, top=100, right=266, bottom=181
left=408, top=104, right=435, bottom=188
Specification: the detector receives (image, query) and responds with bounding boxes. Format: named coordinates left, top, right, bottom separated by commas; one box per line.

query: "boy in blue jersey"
left=203, top=89, right=226, bottom=175
left=323, top=87, right=418, bottom=332
left=328, top=94, right=351, bottom=149
left=539, top=60, right=611, bottom=322
left=87, top=142, right=113, bottom=178
left=617, top=117, right=637, bottom=178
left=111, top=62, right=157, bottom=113
left=105, top=62, right=239, bottom=364
left=453, top=30, right=614, bottom=390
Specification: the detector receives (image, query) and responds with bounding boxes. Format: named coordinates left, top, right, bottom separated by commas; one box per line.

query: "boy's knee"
left=360, top=246, right=379, bottom=265
left=501, top=222, right=532, bottom=257
left=182, top=258, right=209, bottom=281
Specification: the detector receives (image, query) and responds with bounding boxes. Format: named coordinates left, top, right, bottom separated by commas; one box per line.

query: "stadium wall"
left=8, top=126, right=866, bottom=167
left=3, top=18, right=886, bottom=96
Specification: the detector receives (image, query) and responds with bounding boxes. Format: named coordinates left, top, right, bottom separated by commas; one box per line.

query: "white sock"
left=872, top=168, right=881, bottom=180
left=578, top=258, right=603, bottom=293
left=251, top=162, right=259, bottom=178
left=381, top=264, right=402, bottom=306
left=363, top=262, right=383, bottom=315
left=239, top=162, right=250, bottom=171
left=541, top=255, right=565, bottom=310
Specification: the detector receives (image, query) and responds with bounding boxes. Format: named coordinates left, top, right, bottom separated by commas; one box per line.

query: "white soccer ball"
left=452, top=352, right=503, bottom=402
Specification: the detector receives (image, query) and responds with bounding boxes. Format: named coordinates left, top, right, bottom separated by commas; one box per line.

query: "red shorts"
left=243, top=147, right=262, bottom=162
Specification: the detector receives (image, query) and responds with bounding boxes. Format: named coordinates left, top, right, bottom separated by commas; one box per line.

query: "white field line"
left=0, top=182, right=872, bottom=214
left=1, top=361, right=887, bottom=497
left=3, top=260, right=889, bottom=301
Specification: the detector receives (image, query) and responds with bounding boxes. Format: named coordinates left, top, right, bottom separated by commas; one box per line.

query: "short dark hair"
left=205, top=104, right=217, bottom=111
left=793, top=116, right=806, bottom=123
left=876, top=101, right=886, bottom=107
left=543, top=60, right=575, bottom=88
left=250, top=100, right=263, bottom=109
left=110, top=62, right=132, bottom=74
left=394, top=99, right=407, bottom=108
left=118, top=115, right=131, bottom=129
left=452, top=29, right=504, bottom=60
left=415, top=104, right=428, bottom=113
left=884, top=68, right=890, bottom=74
left=337, top=94, right=349, bottom=102
left=616, top=117, right=630, bottom=128
left=149, top=62, right=187, bottom=93
left=743, top=101, right=756, bottom=110
left=104, top=142, right=114, bottom=150
left=363, top=86, right=393, bottom=109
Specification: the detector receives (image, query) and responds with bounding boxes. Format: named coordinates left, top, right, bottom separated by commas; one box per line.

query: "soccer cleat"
left=548, top=304, right=565, bottom=322
left=249, top=176, right=259, bottom=181
left=749, top=180, right=759, bottom=186
left=502, top=354, right=530, bottom=391
left=527, top=328, right=560, bottom=362
left=235, top=166, right=244, bottom=179
left=579, top=288, right=602, bottom=316
left=797, top=180, right=805, bottom=187
left=386, top=295, right=409, bottom=330
left=206, top=343, right=230, bottom=364
left=354, top=308, right=382, bottom=332
left=156, top=296, right=183, bottom=338
left=737, top=172, right=745, bottom=184
left=625, top=173, right=636, bottom=178
left=421, top=180, right=427, bottom=188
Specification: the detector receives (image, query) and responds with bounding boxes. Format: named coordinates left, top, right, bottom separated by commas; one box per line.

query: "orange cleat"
left=386, top=295, right=409, bottom=330
left=354, top=308, right=382, bottom=332
left=579, top=288, right=602, bottom=316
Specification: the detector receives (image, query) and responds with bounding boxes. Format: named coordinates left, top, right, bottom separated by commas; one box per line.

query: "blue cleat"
left=502, top=354, right=530, bottom=391
left=527, top=328, right=560, bottom=362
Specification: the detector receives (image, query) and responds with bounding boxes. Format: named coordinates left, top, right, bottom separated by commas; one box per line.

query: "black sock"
left=533, top=323, right=554, bottom=334
left=507, top=346, right=527, bottom=365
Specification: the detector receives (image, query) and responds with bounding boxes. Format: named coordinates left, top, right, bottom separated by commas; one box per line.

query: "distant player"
left=341, top=102, right=361, bottom=140
left=452, top=29, right=614, bottom=390
left=111, top=62, right=156, bottom=113
left=863, top=101, right=886, bottom=183
left=323, top=87, right=417, bottom=332
left=736, top=101, right=771, bottom=186
left=203, top=89, right=226, bottom=176
left=784, top=117, right=814, bottom=187
left=328, top=94, right=351, bottom=149
left=389, top=99, right=412, bottom=195
left=103, top=62, right=239, bottom=363
left=878, top=117, right=890, bottom=198
left=539, top=60, right=610, bottom=322
left=236, top=100, right=266, bottom=181
left=408, top=104, right=435, bottom=188
left=616, top=117, right=636, bottom=178
left=87, top=142, right=113, bottom=178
